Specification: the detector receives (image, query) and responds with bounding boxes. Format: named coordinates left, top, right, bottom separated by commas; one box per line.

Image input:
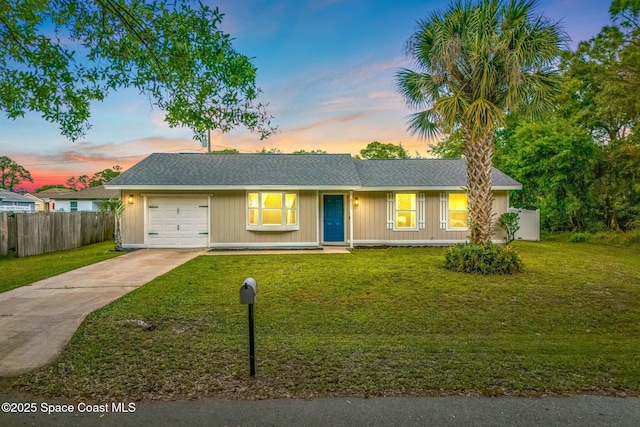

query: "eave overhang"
left=105, top=184, right=522, bottom=191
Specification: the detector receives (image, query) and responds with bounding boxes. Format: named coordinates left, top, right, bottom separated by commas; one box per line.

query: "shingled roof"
left=108, top=153, right=361, bottom=189
left=31, top=187, right=74, bottom=199
left=106, top=153, right=521, bottom=190
left=354, top=159, right=520, bottom=189
left=0, top=189, right=36, bottom=203
left=52, top=185, right=119, bottom=200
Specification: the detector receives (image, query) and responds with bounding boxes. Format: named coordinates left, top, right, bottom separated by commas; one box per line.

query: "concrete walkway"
left=0, top=249, right=204, bottom=376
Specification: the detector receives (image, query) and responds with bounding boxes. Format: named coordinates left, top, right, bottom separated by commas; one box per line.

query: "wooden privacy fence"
left=0, top=212, right=114, bottom=257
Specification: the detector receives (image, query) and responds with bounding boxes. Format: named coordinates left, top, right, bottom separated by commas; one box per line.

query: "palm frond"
left=406, top=110, right=442, bottom=139
left=98, top=197, right=125, bottom=219
left=396, top=0, right=565, bottom=143
left=395, top=69, right=445, bottom=109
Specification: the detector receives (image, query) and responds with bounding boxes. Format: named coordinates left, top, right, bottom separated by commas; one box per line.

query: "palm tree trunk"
left=115, top=217, right=123, bottom=251
left=464, top=132, right=494, bottom=246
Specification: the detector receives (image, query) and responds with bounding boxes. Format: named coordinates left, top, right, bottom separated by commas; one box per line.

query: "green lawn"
left=14, top=241, right=640, bottom=400
left=0, top=241, right=123, bottom=293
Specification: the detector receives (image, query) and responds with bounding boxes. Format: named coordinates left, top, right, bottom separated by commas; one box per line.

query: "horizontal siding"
left=123, top=190, right=317, bottom=247
left=120, top=190, right=510, bottom=248
left=353, top=191, right=509, bottom=244
left=210, top=190, right=317, bottom=246
left=121, top=190, right=144, bottom=245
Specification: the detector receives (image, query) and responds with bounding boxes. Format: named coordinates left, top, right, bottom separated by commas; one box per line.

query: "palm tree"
left=396, top=0, right=566, bottom=245
left=98, top=197, right=125, bottom=251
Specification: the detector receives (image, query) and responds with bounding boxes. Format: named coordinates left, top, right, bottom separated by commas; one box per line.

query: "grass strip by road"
left=15, top=241, right=640, bottom=400
left=0, top=241, right=123, bottom=293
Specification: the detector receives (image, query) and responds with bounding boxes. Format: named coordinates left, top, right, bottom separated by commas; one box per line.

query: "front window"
left=247, top=192, right=298, bottom=230
left=448, top=193, right=468, bottom=230
left=70, top=201, right=78, bottom=212
left=395, top=193, right=417, bottom=229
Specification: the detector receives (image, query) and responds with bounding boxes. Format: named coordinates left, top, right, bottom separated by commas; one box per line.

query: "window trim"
left=445, top=192, right=469, bottom=231
left=393, top=193, right=418, bottom=231
left=246, top=191, right=299, bottom=231
left=70, top=200, right=78, bottom=212
left=387, top=192, right=425, bottom=232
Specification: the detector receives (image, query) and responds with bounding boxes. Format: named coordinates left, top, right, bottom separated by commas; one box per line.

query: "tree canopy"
left=0, top=156, right=33, bottom=192
left=494, top=0, right=640, bottom=232
left=210, top=149, right=240, bottom=154
left=292, top=149, right=328, bottom=154
left=0, top=0, right=275, bottom=142
left=89, top=166, right=123, bottom=187
left=35, top=184, right=73, bottom=193
left=66, top=166, right=122, bottom=190
left=494, top=118, right=597, bottom=231
left=428, top=130, right=464, bottom=159
left=357, top=141, right=410, bottom=159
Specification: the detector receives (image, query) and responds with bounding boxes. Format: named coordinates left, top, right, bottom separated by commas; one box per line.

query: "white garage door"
left=148, top=197, right=209, bottom=248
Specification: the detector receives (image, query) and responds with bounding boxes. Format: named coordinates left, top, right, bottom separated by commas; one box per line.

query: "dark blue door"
left=323, top=195, right=344, bottom=242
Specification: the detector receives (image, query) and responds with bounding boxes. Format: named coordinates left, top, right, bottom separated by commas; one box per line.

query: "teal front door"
left=323, top=195, right=344, bottom=242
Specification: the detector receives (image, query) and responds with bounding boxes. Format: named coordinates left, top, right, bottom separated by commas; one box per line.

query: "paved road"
left=0, top=249, right=204, bottom=376
left=1, top=394, right=638, bottom=426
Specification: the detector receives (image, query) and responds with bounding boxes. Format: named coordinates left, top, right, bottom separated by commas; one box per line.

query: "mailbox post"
left=239, top=278, right=257, bottom=377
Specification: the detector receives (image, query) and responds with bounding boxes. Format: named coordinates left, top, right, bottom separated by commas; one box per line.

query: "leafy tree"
left=396, top=0, right=566, bottom=245
left=0, top=156, right=33, bottom=192
left=428, top=130, right=464, bottom=159
left=210, top=149, right=240, bottom=154
left=559, top=31, right=638, bottom=143
left=292, top=149, right=328, bottom=154
left=35, top=184, right=73, bottom=192
left=558, top=0, right=639, bottom=144
left=256, top=147, right=282, bottom=154
left=610, top=0, right=640, bottom=45
left=591, top=139, right=640, bottom=231
left=0, top=0, right=275, bottom=142
left=356, top=141, right=410, bottom=159
left=545, top=0, right=640, bottom=231
left=494, top=118, right=597, bottom=231
left=98, top=197, right=125, bottom=251
left=66, top=166, right=122, bottom=190
left=66, top=175, right=91, bottom=191
left=89, top=166, right=122, bottom=187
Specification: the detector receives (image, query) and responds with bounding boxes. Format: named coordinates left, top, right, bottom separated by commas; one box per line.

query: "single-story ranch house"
left=52, top=185, right=119, bottom=212
left=105, top=153, right=521, bottom=249
left=0, top=189, right=36, bottom=213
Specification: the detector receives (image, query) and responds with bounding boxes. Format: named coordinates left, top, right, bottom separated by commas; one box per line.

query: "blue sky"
left=0, top=0, right=612, bottom=191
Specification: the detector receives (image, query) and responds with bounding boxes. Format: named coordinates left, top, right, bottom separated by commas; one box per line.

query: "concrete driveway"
left=0, top=249, right=204, bottom=377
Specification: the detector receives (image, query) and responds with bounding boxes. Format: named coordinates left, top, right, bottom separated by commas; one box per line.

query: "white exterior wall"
left=54, top=200, right=99, bottom=212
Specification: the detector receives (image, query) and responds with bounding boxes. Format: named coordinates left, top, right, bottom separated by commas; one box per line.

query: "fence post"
left=0, top=212, right=7, bottom=256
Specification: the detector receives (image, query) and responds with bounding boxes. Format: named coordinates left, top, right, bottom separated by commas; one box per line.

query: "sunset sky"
left=1, top=0, right=611, bottom=192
